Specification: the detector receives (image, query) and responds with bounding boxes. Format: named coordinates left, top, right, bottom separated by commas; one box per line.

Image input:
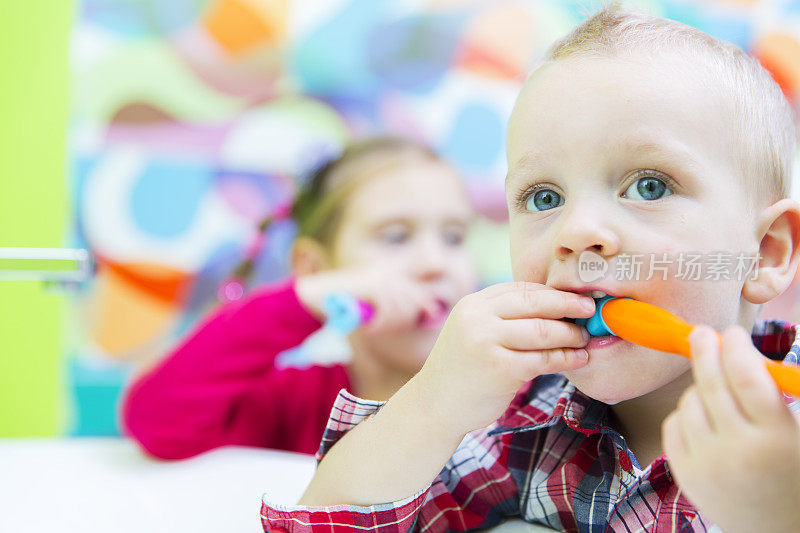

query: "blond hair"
left=292, top=137, right=439, bottom=248
left=539, top=0, right=797, bottom=204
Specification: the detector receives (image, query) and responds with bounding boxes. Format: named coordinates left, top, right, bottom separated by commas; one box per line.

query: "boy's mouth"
left=551, top=282, right=628, bottom=300
left=584, top=290, right=610, bottom=299
left=568, top=286, right=622, bottom=299
left=586, top=334, right=622, bottom=350
left=556, top=285, right=629, bottom=342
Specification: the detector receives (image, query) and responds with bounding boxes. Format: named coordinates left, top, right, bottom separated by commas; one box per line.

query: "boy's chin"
left=561, top=359, right=692, bottom=405
left=561, top=374, right=639, bottom=405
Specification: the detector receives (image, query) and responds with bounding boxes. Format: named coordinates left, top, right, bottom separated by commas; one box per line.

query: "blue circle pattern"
left=442, top=103, right=504, bottom=170
left=130, top=160, right=214, bottom=238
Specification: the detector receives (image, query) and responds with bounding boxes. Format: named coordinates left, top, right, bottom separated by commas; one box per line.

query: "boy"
left=262, top=3, right=800, bottom=531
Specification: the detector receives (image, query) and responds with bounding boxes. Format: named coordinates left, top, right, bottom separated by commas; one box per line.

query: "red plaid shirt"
left=261, top=320, right=800, bottom=532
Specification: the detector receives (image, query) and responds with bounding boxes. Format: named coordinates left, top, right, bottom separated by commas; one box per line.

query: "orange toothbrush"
left=577, top=296, right=800, bottom=398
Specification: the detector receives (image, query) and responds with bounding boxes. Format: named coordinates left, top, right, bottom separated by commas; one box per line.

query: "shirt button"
left=618, top=449, right=632, bottom=471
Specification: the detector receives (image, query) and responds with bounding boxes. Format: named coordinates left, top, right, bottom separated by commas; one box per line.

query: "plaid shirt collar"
left=488, top=374, right=614, bottom=439
left=490, top=319, right=799, bottom=439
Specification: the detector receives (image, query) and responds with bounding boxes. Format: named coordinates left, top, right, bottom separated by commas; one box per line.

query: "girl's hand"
left=294, top=266, right=442, bottom=333
left=662, top=325, right=800, bottom=533
left=415, top=281, right=595, bottom=436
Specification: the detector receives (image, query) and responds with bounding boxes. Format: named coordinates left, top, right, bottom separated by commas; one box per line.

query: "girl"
left=120, top=137, right=479, bottom=458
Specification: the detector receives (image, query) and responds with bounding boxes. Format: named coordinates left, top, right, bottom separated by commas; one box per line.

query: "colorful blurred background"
left=2, top=0, right=800, bottom=438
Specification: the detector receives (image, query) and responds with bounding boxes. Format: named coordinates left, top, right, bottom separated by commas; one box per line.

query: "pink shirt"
left=120, top=277, right=351, bottom=458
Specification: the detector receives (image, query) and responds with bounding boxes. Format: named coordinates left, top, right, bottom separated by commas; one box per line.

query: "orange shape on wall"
left=456, top=3, right=536, bottom=80
left=752, top=33, right=800, bottom=104
left=100, top=258, right=192, bottom=306
left=202, top=0, right=288, bottom=56
left=90, top=259, right=188, bottom=358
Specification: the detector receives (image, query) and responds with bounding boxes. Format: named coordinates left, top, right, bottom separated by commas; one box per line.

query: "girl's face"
left=331, top=158, right=479, bottom=374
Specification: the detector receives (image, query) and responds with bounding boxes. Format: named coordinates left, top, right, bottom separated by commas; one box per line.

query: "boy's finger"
left=479, top=281, right=546, bottom=299
left=676, top=386, right=713, bottom=440
left=498, top=318, right=588, bottom=351
left=492, top=287, right=595, bottom=320
left=718, top=326, right=786, bottom=424
left=661, top=411, right=689, bottom=464
left=688, top=325, right=744, bottom=427
left=509, top=347, right=589, bottom=378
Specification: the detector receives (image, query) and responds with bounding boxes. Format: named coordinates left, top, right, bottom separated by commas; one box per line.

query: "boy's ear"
left=742, top=198, right=800, bottom=305
left=290, top=236, right=330, bottom=276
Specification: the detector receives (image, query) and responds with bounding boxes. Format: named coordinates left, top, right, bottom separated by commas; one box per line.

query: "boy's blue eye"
left=525, top=189, right=563, bottom=211
left=624, top=177, right=673, bottom=201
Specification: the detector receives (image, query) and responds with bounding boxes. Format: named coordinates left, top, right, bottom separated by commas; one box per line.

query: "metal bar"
left=0, top=247, right=92, bottom=282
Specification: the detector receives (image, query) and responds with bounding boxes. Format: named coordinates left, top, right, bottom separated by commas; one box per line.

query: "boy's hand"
left=415, top=281, right=595, bottom=436
left=662, top=325, right=800, bottom=533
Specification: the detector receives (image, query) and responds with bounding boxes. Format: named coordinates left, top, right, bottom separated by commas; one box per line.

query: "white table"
left=0, top=438, right=315, bottom=532
left=0, top=438, right=555, bottom=532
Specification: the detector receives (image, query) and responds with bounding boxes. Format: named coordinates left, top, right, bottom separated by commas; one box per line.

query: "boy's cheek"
left=673, top=279, right=743, bottom=332
left=509, top=249, right=548, bottom=284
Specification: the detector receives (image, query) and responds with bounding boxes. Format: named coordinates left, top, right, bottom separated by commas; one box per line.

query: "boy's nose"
left=557, top=242, right=607, bottom=260
left=554, top=216, right=621, bottom=262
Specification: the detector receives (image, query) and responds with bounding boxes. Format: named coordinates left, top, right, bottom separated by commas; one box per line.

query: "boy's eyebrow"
left=506, top=148, right=547, bottom=185
left=506, top=140, right=702, bottom=185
